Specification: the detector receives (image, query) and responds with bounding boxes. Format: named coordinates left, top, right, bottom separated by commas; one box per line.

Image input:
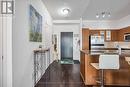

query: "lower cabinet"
left=80, top=51, right=99, bottom=85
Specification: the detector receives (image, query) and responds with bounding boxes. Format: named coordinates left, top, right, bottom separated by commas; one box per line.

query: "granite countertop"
left=81, top=49, right=130, bottom=56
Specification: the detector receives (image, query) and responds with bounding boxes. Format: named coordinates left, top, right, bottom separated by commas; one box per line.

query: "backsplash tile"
left=104, top=42, right=130, bottom=48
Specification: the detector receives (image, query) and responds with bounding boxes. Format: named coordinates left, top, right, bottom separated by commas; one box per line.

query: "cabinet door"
left=90, top=30, right=100, bottom=36
left=82, top=29, right=89, bottom=50
left=111, top=30, right=118, bottom=41
left=80, top=52, right=85, bottom=81
left=105, top=30, right=111, bottom=41
left=118, top=27, right=130, bottom=41
left=105, top=30, right=118, bottom=42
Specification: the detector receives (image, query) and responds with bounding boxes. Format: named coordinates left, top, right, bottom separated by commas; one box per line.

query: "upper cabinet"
left=89, top=30, right=101, bottom=36
left=89, top=30, right=118, bottom=42
left=82, top=28, right=89, bottom=50
left=118, top=27, right=130, bottom=41
left=105, top=30, right=118, bottom=42
left=82, top=27, right=130, bottom=50
left=111, top=30, right=118, bottom=41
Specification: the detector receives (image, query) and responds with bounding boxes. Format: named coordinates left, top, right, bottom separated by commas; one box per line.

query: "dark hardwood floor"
left=35, top=61, right=86, bottom=87
left=35, top=61, right=128, bottom=87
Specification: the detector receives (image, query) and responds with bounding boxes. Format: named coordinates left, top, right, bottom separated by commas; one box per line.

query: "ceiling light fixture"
left=61, top=8, right=70, bottom=16
left=108, top=12, right=111, bottom=17
left=96, top=12, right=111, bottom=19
left=63, top=9, right=69, bottom=15
left=96, top=14, right=99, bottom=18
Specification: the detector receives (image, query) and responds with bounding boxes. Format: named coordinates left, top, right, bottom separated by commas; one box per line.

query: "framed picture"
left=52, top=34, right=57, bottom=52
left=29, top=5, right=42, bottom=42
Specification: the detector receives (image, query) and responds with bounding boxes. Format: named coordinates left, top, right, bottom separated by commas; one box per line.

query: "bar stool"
left=125, top=57, right=130, bottom=65
left=91, top=54, right=120, bottom=87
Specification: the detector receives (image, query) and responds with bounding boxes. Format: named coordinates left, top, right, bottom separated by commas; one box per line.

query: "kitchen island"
left=80, top=49, right=130, bottom=86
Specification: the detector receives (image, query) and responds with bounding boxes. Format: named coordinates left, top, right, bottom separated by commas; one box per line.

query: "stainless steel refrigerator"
left=90, top=35, right=105, bottom=49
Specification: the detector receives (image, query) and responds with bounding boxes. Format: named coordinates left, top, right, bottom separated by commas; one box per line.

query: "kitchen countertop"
left=81, top=49, right=130, bottom=56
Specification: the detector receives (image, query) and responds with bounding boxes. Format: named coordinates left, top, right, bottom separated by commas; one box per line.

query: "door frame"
left=60, top=32, right=73, bottom=60
left=0, top=14, right=3, bottom=87
left=0, top=14, right=13, bottom=87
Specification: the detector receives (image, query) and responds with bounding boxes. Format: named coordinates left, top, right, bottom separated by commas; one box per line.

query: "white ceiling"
left=42, top=0, right=130, bottom=20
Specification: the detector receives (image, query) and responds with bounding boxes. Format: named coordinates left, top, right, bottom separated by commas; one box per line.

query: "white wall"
left=12, top=0, right=53, bottom=87
left=116, top=15, right=130, bottom=28
left=53, top=24, right=80, bottom=61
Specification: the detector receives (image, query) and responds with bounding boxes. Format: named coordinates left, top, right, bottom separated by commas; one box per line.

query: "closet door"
left=61, top=32, right=73, bottom=60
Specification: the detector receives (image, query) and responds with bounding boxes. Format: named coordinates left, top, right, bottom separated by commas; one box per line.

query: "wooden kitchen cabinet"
left=80, top=51, right=85, bottom=81
left=90, top=30, right=119, bottom=42
left=80, top=51, right=99, bottom=85
left=82, top=27, right=130, bottom=45
left=118, top=29, right=124, bottom=41
left=82, top=28, right=89, bottom=50
left=104, top=30, right=119, bottom=42
left=89, top=30, right=100, bottom=35
left=118, top=27, right=130, bottom=41
left=105, top=30, right=111, bottom=42
left=109, top=30, right=118, bottom=41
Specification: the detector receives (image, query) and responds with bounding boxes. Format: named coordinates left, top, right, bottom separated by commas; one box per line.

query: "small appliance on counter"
left=89, top=35, right=105, bottom=50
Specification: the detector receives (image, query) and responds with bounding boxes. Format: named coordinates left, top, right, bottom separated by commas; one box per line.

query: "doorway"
left=61, top=32, right=73, bottom=61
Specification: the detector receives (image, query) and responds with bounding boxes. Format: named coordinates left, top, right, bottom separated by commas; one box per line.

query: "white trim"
left=53, top=15, right=130, bottom=29
left=80, top=18, right=83, bottom=50
left=0, top=15, right=12, bottom=87
left=53, top=20, right=80, bottom=24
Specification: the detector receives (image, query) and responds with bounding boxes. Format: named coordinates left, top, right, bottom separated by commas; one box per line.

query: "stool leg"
left=101, top=69, right=104, bottom=87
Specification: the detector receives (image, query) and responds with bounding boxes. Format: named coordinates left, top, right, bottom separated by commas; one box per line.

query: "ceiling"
left=42, top=0, right=130, bottom=20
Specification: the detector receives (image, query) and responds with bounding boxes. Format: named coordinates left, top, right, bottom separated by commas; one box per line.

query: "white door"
left=0, top=16, right=3, bottom=87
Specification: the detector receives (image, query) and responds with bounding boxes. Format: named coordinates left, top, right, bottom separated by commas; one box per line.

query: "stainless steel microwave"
left=124, top=34, right=130, bottom=41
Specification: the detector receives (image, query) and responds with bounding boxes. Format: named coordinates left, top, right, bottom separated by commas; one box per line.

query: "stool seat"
left=91, top=63, right=99, bottom=70
left=125, top=57, right=130, bottom=65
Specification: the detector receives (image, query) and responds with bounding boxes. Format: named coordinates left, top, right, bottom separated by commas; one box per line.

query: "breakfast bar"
left=80, top=49, right=130, bottom=86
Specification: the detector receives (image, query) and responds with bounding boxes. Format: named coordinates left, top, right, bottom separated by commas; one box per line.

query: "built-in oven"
left=124, top=33, right=130, bottom=41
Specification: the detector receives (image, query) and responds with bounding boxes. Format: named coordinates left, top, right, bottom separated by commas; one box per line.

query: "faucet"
left=117, top=45, right=121, bottom=55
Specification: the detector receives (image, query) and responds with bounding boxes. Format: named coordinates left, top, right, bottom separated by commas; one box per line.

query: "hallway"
left=35, top=61, right=86, bottom=87
left=1, top=0, right=130, bottom=87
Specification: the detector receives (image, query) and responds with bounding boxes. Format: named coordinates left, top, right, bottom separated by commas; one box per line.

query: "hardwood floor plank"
left=35, top=61, right=86, bottom=87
